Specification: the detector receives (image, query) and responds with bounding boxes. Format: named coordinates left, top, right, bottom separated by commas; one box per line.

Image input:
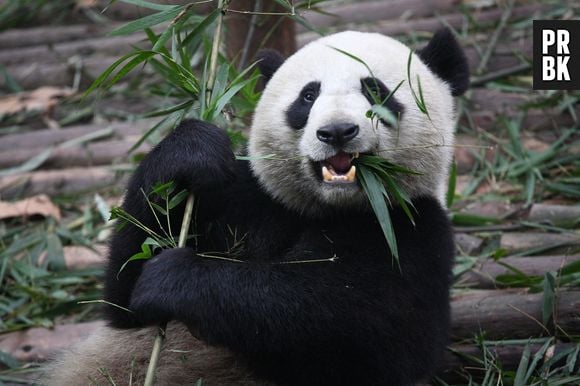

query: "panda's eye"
left=303, top=90, right=317, bottom=103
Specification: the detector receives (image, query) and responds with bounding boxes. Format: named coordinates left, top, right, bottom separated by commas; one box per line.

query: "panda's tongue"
left=325, top=152, right=352, bottom=174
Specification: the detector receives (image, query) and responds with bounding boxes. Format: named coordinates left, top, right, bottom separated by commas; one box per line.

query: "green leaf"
left=381, top=174, right=415, bottom=225
left=149, top=201, right=168, bottom=216
left=542, top=271, right=556, bottom=326
left=0, top=350, right=21, bottom=369
left=446, top=160, right=457, bottom=208
left=151, top=181, right=176, bottom=198
left=168, top=189, right=189, bottom=209
left=566, top=345, right=580, bottom=374
left=144, top=100, right=194, bottom=118
left=0, top=64, right=22, bottom=93
left=369, top=105, right=398, bottom=127
left=113, top=0, right=174, bottom=11
left=110, top=5, right=184, bottom=36
left=117, top=243, right=153, bottom=278
left=182, top=9, right=220, bottom=48
left=450, top=213, right=501, bottom=226
left=358, top=166, right=399, bottom=261
left=329, top=46, right=375, bottom=79
left=406, top=50, right=429, bottom=117
left=235, top=154, right=278, bottom=161
left=130, top=113, right=179, bottom=154
left=60, top=128, right=114, bottom=148
left=209, top=75, right=260, bottom=121
left=513, top=343, right=531, bottom=386
left=46, top=233, right=65, bottom=271
left=84, top=51, right=152, bottom=97
left=152, top=7, right=194, bottom=52
left=104, top=51, right=156, bottom=89
left=524, top=171, right=536, bottom=205
left=524, top=338, right=553, bottom=382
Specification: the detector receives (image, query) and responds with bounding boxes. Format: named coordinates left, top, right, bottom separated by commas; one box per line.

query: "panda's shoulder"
left=221, top=159, right=282, bottom=213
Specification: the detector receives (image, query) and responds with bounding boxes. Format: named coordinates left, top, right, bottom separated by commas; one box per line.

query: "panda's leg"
left=104, top=119, right=236, bottom=328
left=43, top=322, right=265, bottom=385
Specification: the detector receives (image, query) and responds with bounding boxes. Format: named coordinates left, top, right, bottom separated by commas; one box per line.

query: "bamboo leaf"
left=84, top=51, right=149, bottom=96
left=117, top=243, right=153, bottom=278
left=358, top=166, right=399, bottom=261
left=46, top=233, right=65, bottom=271
left=105, top=51, right=156, bottom=89
left=524, top=338, right=553, bottom=382
left=0, top=148, right=51, bottom=177
left=110, top=5, right=184, bottom=36
left=329, top=46, right=376, bottom=79
left=514, top=343, right=531, bottom=386
left=446, top=160, right=457, bottom=208
left=182, top=9, right=219, bottom=48
left=369, top=105, right=398, bottom=127
left=152, top=7, right=194, bottom=52
left=130, top=112, right=179, bottom=153
left=112, top=0, right=174, bottom=11
left=168, top=189, right=189, bottom=209
left=542, top=271, right=556, bottom=326
left=209, top=75, right=260, bottom=121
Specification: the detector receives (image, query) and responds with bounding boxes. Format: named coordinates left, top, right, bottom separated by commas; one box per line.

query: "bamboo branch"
left=143, top=194, right=195, bottom=386
left=143, top=1, right=226, bottom=384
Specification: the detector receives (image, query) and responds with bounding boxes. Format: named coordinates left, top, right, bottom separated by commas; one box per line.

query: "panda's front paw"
left=129, top=248, right=195, bottom=325
left=156, top=120, right=236, bottom=192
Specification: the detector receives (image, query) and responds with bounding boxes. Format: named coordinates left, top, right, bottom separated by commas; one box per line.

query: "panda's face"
left=249, top=31, right=468, bottom=215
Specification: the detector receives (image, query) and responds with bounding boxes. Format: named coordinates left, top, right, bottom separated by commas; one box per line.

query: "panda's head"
left=249, top=30, right=469, bottom=216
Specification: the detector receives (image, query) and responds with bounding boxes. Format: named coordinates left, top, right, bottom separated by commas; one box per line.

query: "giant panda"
left=46, top=29, right=468, bottom=385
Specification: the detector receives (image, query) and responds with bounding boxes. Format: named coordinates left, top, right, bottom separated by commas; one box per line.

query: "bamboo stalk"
left=143, top=1, right=226, bottom=384
left=143, top=194, right=195, bottom=386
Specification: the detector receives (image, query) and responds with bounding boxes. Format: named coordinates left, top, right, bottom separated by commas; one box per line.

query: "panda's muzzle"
left=314, top=123, right=359, bottom=184
left=317, top=152, right=358, bottom=184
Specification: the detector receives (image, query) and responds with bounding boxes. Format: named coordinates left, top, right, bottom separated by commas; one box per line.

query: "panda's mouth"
left=316, top=152, right=358, bottom=184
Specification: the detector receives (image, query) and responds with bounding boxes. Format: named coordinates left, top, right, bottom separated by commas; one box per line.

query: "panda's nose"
left=316, top=123, right=359, bottom=146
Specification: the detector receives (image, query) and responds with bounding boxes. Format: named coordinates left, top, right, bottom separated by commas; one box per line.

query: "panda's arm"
left=128, top=205, right=454, bottom=382
left=104, top=119, right=236, bottom=328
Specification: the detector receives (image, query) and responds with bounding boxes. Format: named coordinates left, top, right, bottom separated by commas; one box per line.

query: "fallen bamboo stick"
left=450, top=289, right=580, bottom=340
left=297, top=4, right=545, bottom=46
left=0, top=120, right=154, bottom=151
left=0, top=23, right=120, bottom=49
left=0, top=166, right=126, bottom=199
left=0, top=140, right=151, bottom=169
left=0, top=34, right=146, bottom=66
left=1, top=289, right=578, bottom=362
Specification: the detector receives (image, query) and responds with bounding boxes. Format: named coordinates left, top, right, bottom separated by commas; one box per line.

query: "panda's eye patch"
left=361, top=77, right=405, bottom=126
left=286, top=81, right=321, bottom=130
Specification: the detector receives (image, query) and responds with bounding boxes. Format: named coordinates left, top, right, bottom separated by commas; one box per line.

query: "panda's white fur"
left=44, top=30, right=464, bottom=385
left=250, top=31, right=456, bottom=215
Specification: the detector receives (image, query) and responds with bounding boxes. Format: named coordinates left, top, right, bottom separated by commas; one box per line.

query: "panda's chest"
left=200, top=208, right=385, bottom=265
left=200, top=213, right=303, bottom=262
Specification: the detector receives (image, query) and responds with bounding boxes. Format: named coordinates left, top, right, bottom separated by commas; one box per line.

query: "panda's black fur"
left=106, top=124, right=455, bottom=384
left=53, top=28, right=469, bottom=385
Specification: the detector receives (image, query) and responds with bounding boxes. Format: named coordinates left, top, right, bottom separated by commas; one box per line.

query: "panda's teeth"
left=346, top=165, right=356, bottom=182
left=322, top=166, right=334, bottom=182
left=322, top=165, right=357, bottom=183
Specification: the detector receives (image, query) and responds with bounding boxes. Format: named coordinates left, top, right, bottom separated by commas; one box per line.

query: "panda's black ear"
left=256, top=49, right=285, bottom=86
left=418, top=28, right=469, bottom=96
